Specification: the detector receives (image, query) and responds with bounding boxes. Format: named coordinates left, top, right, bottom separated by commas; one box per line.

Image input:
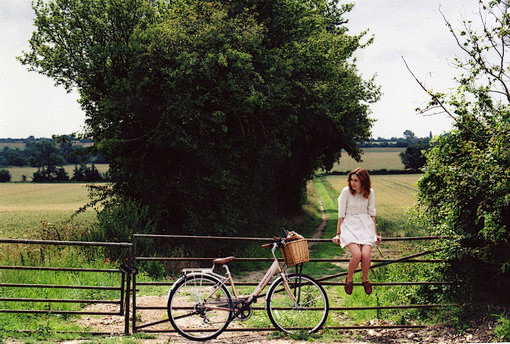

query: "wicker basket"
left=281, top=239, right=309, bottom=266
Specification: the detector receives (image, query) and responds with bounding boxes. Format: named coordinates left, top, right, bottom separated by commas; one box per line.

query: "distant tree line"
left=361, top=129, right=433, bottom=148
left=0, top=136, right=109, bottom=182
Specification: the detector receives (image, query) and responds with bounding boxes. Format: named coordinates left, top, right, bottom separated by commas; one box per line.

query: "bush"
left=89, top=198, right=158, bottom=260
left=495, top=314, right=510, bottom=341
left=71, top=164, right=103, bottom=182
left=0, top=169, right=11, bottom=182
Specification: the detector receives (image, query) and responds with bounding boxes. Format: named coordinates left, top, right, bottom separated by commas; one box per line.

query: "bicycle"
left=166, top=235, right=329, bottom=341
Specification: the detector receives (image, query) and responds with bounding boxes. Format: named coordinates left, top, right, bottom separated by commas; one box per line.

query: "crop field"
left=329, top=147, right=405, bottom=172
left=0, top=183, right=98, bottom=238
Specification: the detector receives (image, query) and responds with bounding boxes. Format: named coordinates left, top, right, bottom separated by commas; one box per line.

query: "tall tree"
left=410, top=0, right=510, bottom=306
left=20, top=0, right=379, bottom=239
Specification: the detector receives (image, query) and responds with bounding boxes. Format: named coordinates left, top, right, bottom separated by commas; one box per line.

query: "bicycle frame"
left=174, top=242, right=297, bottom=312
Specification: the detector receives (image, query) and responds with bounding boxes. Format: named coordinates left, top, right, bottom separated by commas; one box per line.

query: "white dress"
left=338, top=186, right=377, bottom=248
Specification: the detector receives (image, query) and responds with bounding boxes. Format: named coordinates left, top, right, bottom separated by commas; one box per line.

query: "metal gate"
left=131, top=234, right=456, bottom=334
left=0, top=238, right=133, bottom=335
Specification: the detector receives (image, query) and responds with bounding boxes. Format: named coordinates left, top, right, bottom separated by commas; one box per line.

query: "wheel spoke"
left=168, top=275, right=233, bottom=341
left=267, top=274, right=329, bottom=334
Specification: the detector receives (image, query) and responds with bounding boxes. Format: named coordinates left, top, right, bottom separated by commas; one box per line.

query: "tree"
left=399, top=139, right=430, bottom=171
left=0, top=169, right=11, bottom=182
left=29, top=140, right=69, bottom=182
left=410, top=0, right=510, bottom=306
left=20, top=0, right=379, bottom=242
left=403, top=129, right=416, bottom=141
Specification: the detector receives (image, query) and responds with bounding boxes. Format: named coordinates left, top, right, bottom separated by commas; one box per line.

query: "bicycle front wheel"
left=167, top=274, right=233, bottom=341
left=266, top=273, right=329, bottom=334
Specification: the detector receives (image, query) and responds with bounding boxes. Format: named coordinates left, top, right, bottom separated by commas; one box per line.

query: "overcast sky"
left=0, top=0, right=481, bottom=139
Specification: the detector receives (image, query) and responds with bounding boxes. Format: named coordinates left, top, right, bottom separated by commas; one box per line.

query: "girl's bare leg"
left=360, top=245, right=372, bottom=282
left=346, top=244, right=362, bottom=282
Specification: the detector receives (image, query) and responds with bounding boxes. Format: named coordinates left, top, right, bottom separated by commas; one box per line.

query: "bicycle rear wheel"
left=266, top=273, right=329, bottom=334
left=167, top=274, right=233, bottom=341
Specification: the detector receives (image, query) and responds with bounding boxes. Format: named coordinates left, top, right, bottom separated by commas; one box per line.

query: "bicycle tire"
left=266, top=273, right=329, bottom=334
left=167, top=274, right=233, bottom=341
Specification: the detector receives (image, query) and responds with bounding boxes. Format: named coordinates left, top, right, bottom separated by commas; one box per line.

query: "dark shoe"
left=362, top=280, right=372, bottom=295
left=344, top=279, right=353, bottom=295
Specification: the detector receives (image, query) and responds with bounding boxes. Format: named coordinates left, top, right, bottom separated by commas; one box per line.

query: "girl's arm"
left=332, top=218, right=343, bottom=245
left=372, top=215, right=382, bottom=243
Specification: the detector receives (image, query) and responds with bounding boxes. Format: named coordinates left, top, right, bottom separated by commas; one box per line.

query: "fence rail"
left=0, top=238, right=133, bottom=335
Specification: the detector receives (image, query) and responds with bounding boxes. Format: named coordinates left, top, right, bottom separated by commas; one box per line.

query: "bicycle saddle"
left=213, top=256, right=236, bottom=265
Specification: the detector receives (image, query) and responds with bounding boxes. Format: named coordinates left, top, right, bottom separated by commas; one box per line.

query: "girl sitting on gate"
left=332, top=167, right=381, bottom=295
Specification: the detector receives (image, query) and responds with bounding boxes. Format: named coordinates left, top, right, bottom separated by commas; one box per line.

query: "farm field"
left=0, top=183, right=98, bottom=238
left=329, top=147, right=405, bottom=172
left=0, top=173, right=421, bottom=239
left=4, top=164, right=109, bottom=182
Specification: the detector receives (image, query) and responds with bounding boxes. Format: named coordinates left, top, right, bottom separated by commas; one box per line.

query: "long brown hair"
left=347, top=167, right=371, bottom=198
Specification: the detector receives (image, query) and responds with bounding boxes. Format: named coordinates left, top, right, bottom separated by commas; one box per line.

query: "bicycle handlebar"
left=261, top=236, right=285, bottom=249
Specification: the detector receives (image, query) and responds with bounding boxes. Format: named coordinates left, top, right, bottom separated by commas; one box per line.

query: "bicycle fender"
left=166, top=272, right=226, bottom=299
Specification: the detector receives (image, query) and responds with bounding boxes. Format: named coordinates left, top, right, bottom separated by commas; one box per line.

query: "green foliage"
left=415, top=0, right=510, bottom=307
left=399, top=139, right=430, bottom=171
left=0, top=168, right=11, bottom=182
left=495, top=313, right=510, bottom=341
left=20, top=0, right=380, bottom=242
left=90, top=198, right=157, bottom=260
left=71, top=163, right=104, bottom=182
left=29, top=140, right=69, bottom=182
left=0, top=137, right=104, bottom=170
left=0, top=147, right=27, bottom=167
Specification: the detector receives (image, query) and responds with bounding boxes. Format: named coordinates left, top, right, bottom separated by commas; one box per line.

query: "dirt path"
left=69, top=303, right=497, bottom=344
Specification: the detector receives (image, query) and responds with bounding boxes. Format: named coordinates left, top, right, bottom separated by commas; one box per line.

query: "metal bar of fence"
left=0, top=238, right=132, bottom=247
left=131, top=234, right=454, bottom=335
left=0, top=238, right=133, bottom=336
left=0, top=298, right=121, bottom=304
left=135, top=280, right=458, bottom=287
left=15, top=330, right=121, bottom=336
left=315, top=249, right=441, bottom=283
left=136, top=257, right=446, bottom=263
left=0, top=309, right=120, bottom=316
left=139, top=324, right=428, bottom=333
left=133, top=234, right=450, bottom=242
left=0, top=283, right=121, bottom=290
left=135, top=303, right=449, bottom=312
left=0, top=265, right=119, bottom=273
